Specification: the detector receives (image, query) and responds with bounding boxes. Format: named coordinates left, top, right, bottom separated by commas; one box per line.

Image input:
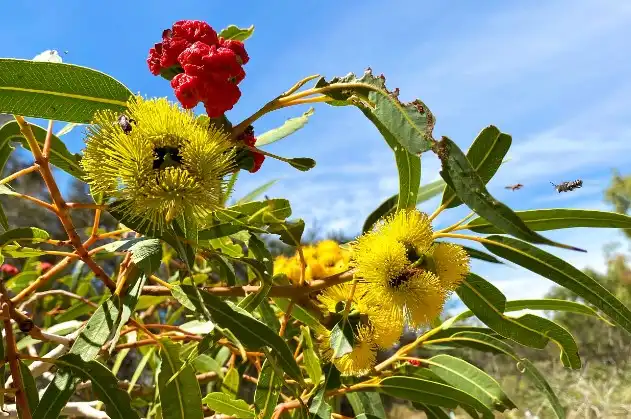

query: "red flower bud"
left=0, top=264, right=19, bottom=276
left=147, top=43, right=164, bottom=75
left=39, top=262, right=53, bottom=272
left=407, top=359, right=421, bottom=367
left=251, top=151, right=265, bottom=173
left=171, top=73, right=204, bottom=109
left=202, top=81, right=241, bottom=117
left=172, top=20, right=218, bottom=46
left=219, top=38, right=249, bottom=65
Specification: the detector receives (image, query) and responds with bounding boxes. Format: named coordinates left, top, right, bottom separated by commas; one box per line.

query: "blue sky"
left=3, top=0, right=631, bottom=303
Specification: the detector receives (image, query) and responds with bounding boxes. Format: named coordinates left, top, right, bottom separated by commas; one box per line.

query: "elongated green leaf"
left=158, top=339, right=204, bottom=419
left=36, top=271, right=146, bottom=418
left=317, top=69, right=435, bottom=155
left=0, top=227, right=49, bottom=246
left=378, top=376, right=493, bottom=418
left=236, top=179, right=279, bottom=204
left=456, top=274, right=548, bottom=348
left=256, top=108, right=314, bottom=147
left=56, top=122, right=81, bottom=136
left=254, top=359, right=283, bottom=419
left=346, top=392, right=386, bottom=418
left=19, top=360, right=39, bottom=416
left=449, top=298, right=610, bottom=326
left=481, top=235, right=631, bottom=335
left=34, top=353, right=139, bottom=419
left=466, top=208, right=631, bottom=233
left=441, top=126, right=510, bottom=209
left=221, top=367, right=240, bottom=398
left=218, top=25, right=255, bottom=41
left=300, top=327, right=322, bottom=384
left=203, top=393, right=254, bottom=418
left=0, top=59, right=132, bottom=122
left=515, top=314, right=580, bottom=368
left=0, top=120, right=85, bottom=179
left=436, top=136, right=584, bottom=252
left=181, top=285, right=304, bottom=384
left=460, top=245, right=502, bottom=264
left=309, top=387, right=332, bottom=419
left=414, top=404, right=450, bottom=419
left=426, top=354, right=515, bottom=411
left=444, top=332, right=565, bottom=419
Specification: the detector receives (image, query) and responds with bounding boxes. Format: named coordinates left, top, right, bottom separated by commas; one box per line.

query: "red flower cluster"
left=238, top=126, right=265, bottom=173
left=0, top=264, right=19, bottom=276
left=147, top=20, right=249, bottom=117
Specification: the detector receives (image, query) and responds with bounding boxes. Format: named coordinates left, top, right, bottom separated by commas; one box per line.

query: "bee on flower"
left=351, top=209, right=470, bottom=328
left=81, top=96, right=236, bottom=232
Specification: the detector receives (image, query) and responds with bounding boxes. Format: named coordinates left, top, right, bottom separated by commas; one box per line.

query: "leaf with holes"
left=441, top=126, right=510, bottom=209
left=0, top=59, right=132, bottom=122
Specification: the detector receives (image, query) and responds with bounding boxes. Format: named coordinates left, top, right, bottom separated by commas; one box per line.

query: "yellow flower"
left=432, top=242, right=470, bottom=291
left=82, top=96, right=235, bottom=232
left=317, top=284, right=404, bottom=349
left=273, top=240, right=350, bottom=284
left=316, top=325, right=377, bottom=377
left=351, top=211, right=447, bottom=328
left=379, top=209, right=434, bottom=258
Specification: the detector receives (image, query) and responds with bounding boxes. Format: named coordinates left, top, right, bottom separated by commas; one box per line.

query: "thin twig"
left=0, top=165, right=38, bottom=186
left=42, top=119, right=54, bottom=157
left=2, top=303, right=32, bottom=419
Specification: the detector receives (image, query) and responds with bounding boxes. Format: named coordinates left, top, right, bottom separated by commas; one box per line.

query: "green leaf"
left=0, top=59, right=132, bottom=123
left=515, top=314, right=580, bottom=368
left=1, top=245, right=46, bottom=258
left=56, top=122, right=81, bottom=136
left=236, top=179, right=279, bottom=204
left=0, top=120, right=85, bottom=179
left=288, top=157, right=316, bottom=171
left=426, top=354, right=516, bottom=411
left=180, top=285, right=304, bottom=384
left=19, top=360, right=39, bottom=416
left=254, top=359, right=283, bottom=419
left=465, top=208, right=631, bottom=233
left=436, top=136, right=585, bottom=253
left=300, top=327, right=323, bottom=384
left=330, top=319, right=355, bottom=358
left=441, top=126, right=510, bottom=209
left=158, top=339, right=204, bottom=419
left=413, top=404, right=450, bottom=419
left=309, top=387, right=331, bottom=419
left=256, top=108, right=315, bottom=147
left=6, top=271, right=38, bottom=293
left=267, top=219, right=305, bottom=246
left=449, top=298, right=611, bottom=326
left=346, top=392, right=386, bottom=418
left=103, top=237, right=162, bottom=274
left=221, top=367, right=240, bottom=398
left=378, top=376, right=493, bottom=418
left=460, top=245, right=502, bottom=264
left=218, top=24, right=255, bottom=41
left=0, top=227, right=49, bottom=246
left=247, top=234, right=273, bottom=282
left=362, top=178, right=445, bottom=233
left=444, top=332, right=565, bottom=419
left=203, top=393, right=254, bottom=418
left=317, top=69, right=435, bottom=155
left=274, top=298, right=321, bottom=328
left=34, top=353, right=139, bottom=419
left=481, top=235, right=631, bottom=335
left=456, top=274, right=548, bottom=348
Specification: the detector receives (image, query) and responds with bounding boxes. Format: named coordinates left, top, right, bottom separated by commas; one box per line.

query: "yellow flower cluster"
left=273, top=240, right=350, bottom=284
left=309, top=209, right=470, bottom=377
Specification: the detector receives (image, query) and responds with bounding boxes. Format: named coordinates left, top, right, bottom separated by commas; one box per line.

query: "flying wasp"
left=117, top=114, right=136, bottom=135
left=505, top=183, right=524, bottom=191
left=551, top=179, right=583, bottom=193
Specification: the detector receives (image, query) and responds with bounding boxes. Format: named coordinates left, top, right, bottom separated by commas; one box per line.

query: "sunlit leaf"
left=218, top=25, right=255, bottom=41
left=256, top=108, right=314, bottom=147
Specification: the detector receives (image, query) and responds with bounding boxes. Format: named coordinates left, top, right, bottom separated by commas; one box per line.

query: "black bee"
left=551, top=179, right=583, bottom=193
left=117, top=114, right=136, bottom=135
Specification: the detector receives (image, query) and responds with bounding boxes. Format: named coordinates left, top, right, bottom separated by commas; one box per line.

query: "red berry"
left=39, top=262, right=53, bottom=272
left=408, top=359, right=421, bottom=367
left=172, top=20, right=218, bottom=45
left=0, top=264, right=19, bottom=276
left=219, top=38, right=249, bottom=65
left=171, top=73, right=203, bottom=109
